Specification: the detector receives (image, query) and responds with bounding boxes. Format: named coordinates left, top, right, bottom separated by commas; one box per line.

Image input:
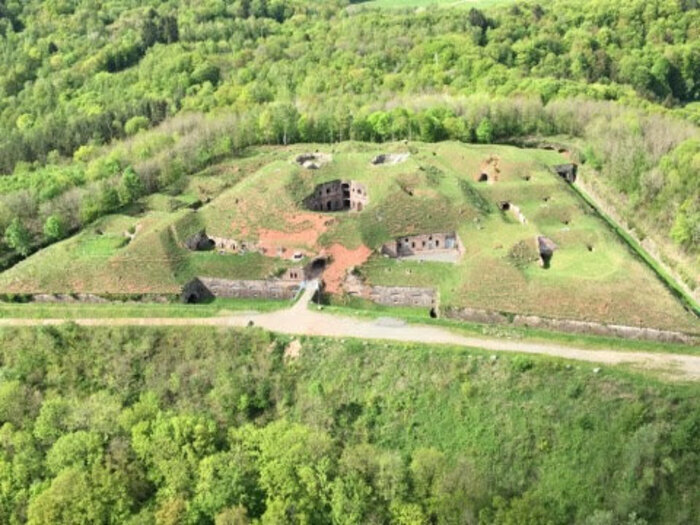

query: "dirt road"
left=1, top=283, right=699, bottom=380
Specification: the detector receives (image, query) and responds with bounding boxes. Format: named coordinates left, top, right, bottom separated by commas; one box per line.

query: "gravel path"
left=1, top=283, right=699, bottom=380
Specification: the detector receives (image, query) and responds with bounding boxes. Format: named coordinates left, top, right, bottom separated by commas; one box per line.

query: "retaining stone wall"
left=443, top=306, right=698, bottom=345
left=182, top=277, right=300, bottom=302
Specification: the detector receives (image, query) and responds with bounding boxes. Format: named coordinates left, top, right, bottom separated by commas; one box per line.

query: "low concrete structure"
left=371, top=152, right=410, bottom=166
left=443, top=306, right=699, bottom=345
left=381, top=232, right=463, bottom=262
left=553, top=163, right=577, bottom=183
left=209, top=236, right=259, bottom=254
left=183, top=230, right=214, bottom=251
left=500, top=202, right=527, bottom=224
left=537, top=236, right=557, bottom=268
left=296, top=152, right=332, bottom=169
left=304, top=180, right=368, bottom=212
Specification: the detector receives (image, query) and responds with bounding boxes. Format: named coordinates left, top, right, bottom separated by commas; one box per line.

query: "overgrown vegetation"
left=0, top=0, right=698, bottom=275
left=0, top=325, right=697, bottom=524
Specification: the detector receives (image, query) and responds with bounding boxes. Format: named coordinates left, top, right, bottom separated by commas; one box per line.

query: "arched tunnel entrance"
left=305, top=257, right=328, bottom=280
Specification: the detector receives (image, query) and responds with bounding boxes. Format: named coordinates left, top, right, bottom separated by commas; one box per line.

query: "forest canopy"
left=0, top=0, right=698, bottom=272
left=0, top=325, right=698, bottom=524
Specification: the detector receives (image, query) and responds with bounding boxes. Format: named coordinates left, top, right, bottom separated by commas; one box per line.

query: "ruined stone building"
left=305, top=180, right=368, bottom=212
left=368, top=285, right=437, bottom=308
left=343, top=271, right=437, bottom=311
left=381, top=232, right=463, bottom=261
left=184, top=230, right=260, bottom=254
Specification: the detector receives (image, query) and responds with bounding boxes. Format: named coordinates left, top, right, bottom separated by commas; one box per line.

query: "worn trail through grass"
left=1, top=283, right=698, bottom=381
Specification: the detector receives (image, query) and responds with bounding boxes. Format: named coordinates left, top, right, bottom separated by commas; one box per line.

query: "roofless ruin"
left=304, top=179, right=368, bottom=212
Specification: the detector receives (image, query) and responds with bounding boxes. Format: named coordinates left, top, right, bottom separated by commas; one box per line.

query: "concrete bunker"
left=181, top=278, right=215, bottom=303
left=184, top=230, right=215, bottom=251
left=304, top=180, right=368, bottom=213
left=381, top=232, right=463, bottom=262
left=296, top=152, right=331, bottom=170
left=537, top=236, right=557, bottom=269
left=371, top=153, right=410, bottom=166
left=553, top=163, right=578, bottom=183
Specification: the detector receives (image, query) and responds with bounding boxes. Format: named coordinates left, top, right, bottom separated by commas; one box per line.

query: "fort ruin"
left=181, top=273, right=304, bottom=303
left=381, top=232, right=463, bottom=262
left=304, top=180, right=368, bottom=212
left=184, top=230, right=260, bottom=254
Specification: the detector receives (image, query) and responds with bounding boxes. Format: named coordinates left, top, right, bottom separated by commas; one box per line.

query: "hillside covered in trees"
left=0, top=0, right=698, bottom=286
left=0, top=325, right=698, bottom=524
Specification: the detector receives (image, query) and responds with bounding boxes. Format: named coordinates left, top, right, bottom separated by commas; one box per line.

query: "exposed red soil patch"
left=231, top=209, right=372, bottom=291
left=256, top=213, right=334, bottom=259
left=321, top=243, right=373, bottom=294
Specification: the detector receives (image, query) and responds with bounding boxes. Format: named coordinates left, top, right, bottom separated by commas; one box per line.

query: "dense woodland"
left=0, top=325, right=698, bottom=524
left=0, top=0, right=698, bottom=274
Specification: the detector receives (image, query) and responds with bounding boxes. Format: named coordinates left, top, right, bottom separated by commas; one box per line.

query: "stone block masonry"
left=304, top=180, right=368, bottom=212
left=181, top=277, right=301, bottom=303
left=368, top=285, right=437, bottom=308
left=381, top=232, right=463, bottom=261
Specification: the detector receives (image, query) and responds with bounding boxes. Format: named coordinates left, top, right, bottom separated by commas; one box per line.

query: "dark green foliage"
left=0, top=325, right=698, bottom=524
left=476, top=118, right=494, bottom=144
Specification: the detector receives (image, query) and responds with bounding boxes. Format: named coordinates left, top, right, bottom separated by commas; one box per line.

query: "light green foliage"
left=26, top=467, right=131, bottom=525
left=42, top=215, right=66, bottom=242
left=4, top=218, right=31, bottom=256
left=118, top=167, right=145, bottom=205
left=124, top=116, right=149, bottom=136
left=46, top=431, right=103, bottom=474
left=0, top=325, right=697, bottom=523
left=0, top=381, right=31, bottom=427
left=475, top=118, right=494, bottom=144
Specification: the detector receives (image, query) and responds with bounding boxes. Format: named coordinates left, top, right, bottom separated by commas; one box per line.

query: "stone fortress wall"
left=304, top=180, right=368, bottom=212
left=181, top=274, right=304, bottom=303
left=368, top=285, right=437, bottom=308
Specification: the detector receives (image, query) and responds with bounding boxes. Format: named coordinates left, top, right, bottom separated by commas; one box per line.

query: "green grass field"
left=0, top=296, right=292, bottom=318
left=0, top=141, right=696, bottom=333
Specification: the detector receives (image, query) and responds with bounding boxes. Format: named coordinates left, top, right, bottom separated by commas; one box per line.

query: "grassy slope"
left=0, top=141, right=696, bottom=332
left=355, top=142, right=698, bottom=332
left=294, top=333, right=700, bottom=522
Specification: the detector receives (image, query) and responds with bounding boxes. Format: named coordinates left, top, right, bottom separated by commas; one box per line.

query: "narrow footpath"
left=1, top=282, right=699, bottom=380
